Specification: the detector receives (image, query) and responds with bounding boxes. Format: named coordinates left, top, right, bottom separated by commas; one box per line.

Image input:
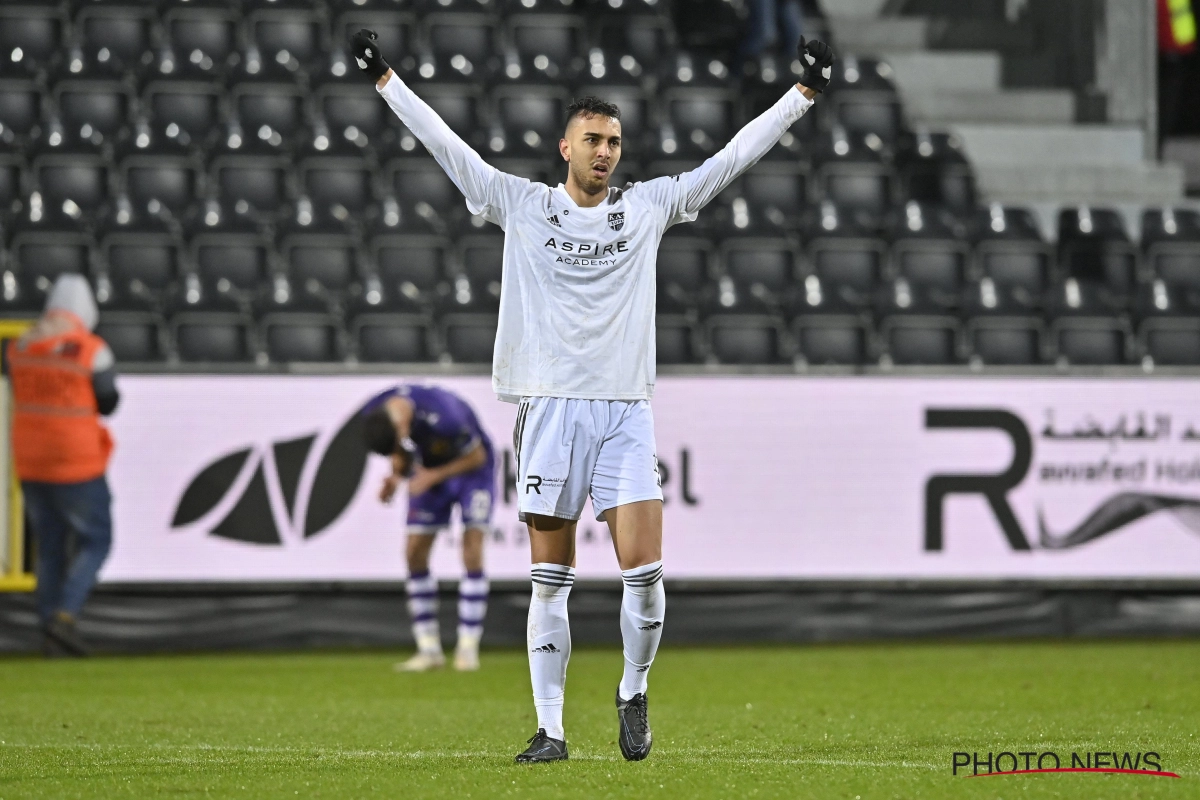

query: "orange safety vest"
left=7, top=326, right=113, bottom=484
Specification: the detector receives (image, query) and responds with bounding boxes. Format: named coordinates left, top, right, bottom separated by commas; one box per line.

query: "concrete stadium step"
left=901, top=89, right=1075, bottom=126
left=876, top=51, right=1001, bottom=92
left=971, top=162, right=1186, bottom=206
left=825, top=15, right=931, bottom=53
left=951, top=124, right=1148, bottom=166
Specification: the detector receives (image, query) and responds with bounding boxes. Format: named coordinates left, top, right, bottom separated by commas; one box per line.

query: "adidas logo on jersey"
left=531, top=643, right=561, bottom=654
left=638, top=621, right=662, bottom=631
left=547, top=214, right=561, bottom=227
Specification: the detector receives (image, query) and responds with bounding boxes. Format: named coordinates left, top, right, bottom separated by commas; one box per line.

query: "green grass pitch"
left=2, top=640, right=1198, bottom=799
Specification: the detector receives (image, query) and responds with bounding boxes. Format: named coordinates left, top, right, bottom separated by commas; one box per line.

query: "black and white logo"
left=638, top=621, right=662, bottom=631
left=170, top=411, right=369, bottom=546
left=531, top=643, right=561, bottom=653
left=924, top=407, right=1200, bottom=552
left=547, top=214, right=561, bottom=227
left=608, top=211, right=625, bottom=231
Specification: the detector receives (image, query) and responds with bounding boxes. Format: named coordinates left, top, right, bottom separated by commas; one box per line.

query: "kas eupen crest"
left=608, top=211, right=624, bottom=231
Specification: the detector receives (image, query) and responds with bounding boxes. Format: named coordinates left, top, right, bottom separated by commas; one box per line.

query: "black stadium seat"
left=165, top=6, right=237, bottom=66
left=35, top=155, right=110, bottom=214
left=56, top=81, right=131, bottom=138
left=262, top=315, right=343, bottom=363
left=0, top=4, right=63, bottom=68
left=78, top=4, right=154, bottom=66
left=174, top=314, right=254, bottom=363
left=96, top=313, right=165, bottom=362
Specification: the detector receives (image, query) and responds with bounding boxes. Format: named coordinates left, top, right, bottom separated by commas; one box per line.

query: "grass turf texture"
left=1, top=641, right=1198, bottom=799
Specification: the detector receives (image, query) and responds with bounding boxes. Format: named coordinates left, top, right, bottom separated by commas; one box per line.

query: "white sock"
left=527, top=563, right=574, bottom=741
left=457, top=571, right=488, bottom=647
left=618, top=561, right=665, bottom=701
left=406, top=572, right=441, bottom=654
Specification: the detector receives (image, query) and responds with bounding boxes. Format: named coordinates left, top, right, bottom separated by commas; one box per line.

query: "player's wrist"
left=796, top=84, right=818, bottom=101
left=376, top=69, right=393, bottom=90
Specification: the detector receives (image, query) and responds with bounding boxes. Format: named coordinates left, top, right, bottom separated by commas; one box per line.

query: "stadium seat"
left=899, top=132, right=975, bottom=212
left=1058, top=207, right=1136, bottom=296
left=248, top=7, right=322, bottom=68
left=1133, top=280, right=1200, bottom=365
left=977, top=241, right=1050, bottom=295
left=96, top=312, right=165, bottom=362
left=424, top=14, right=497, bottom=71
left=301, top=155, right=374, bottom=214
left=441, top=313, right=498, bottom=362
left=1052, top=322, right=1129, bottom=365
left=0, top=78, right=42, bottom=137
left=1143, top=208, right=1200, bottom=290
left=34, top=154, right=110, bottom=215
left=664, top=88, right=735, bottom=153
left=373, top=233, right=450, bottom=294
left=656, top=316, right=697, bottom=364
left=508, top=14, right=584, bottom=71
left=262, top=315, right=343, bottom=363
left=348, top=280, right=436, bottom=362
left=1142, top=323, right=1200, bottom=366
left=230, top=80, right=306, bottom=140
left=794, top=320, right=868, bottom=366
left=174, top=316, right=254, bottom=363
left=967, top=320, right=1043, bottom=365
left=55, top=80, right=132, bottom=139
left=121, top=153, right=199, bottom=215
left=459, top=234, right=504, bottom=287
left=707, top=318, right=788, bottom=364
left=815, top=158, right=894, bottom=221
left=194, top=237, right=269, bottom=292
left=164, top=5, right=237, bottom=67
left=738, top=162, right=808, bottom=219
left=355, top=317, right=434, bottom=362
left=597, top=17, right=671, bottom=71
left=657, top=234, right=713, bottom=291
left=212, top=155, right=291, bottom=214
left=12, top=231, right=92, bottom=289
left=720, top=239, right=798, bottom=293
left=808, top=237, right=886, bottom=295
left=0, top=4, right=63, bottom=69
left=892, top=239, right=969, bottom=292
left=77, top=4, right=154, bottom=67
left=494, top=86, right=569, bottom=142
left=0, top=154, right=22, bottom=210
left=391, top=157, right=462, bottom=215
left=144, top=81, right=223, bottom=143
left=830, top=89, right=902, bottom=144
left=280, top=221, right=358, bottom=293
left=882, top=318, right=960, bottom=365
left=102, top=232, right=179, bottom=295
left=318, top=84, right=393, bottom=144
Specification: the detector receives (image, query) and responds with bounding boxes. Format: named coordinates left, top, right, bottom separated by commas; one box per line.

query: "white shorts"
left=513, top=397, right=663, bottom=523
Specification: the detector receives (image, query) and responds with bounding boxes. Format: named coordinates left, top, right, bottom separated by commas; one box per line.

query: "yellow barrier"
left=0, top=319, right=35, bottom=592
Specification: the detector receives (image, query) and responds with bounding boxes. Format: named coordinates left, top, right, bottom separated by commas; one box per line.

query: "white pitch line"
left=0, top=742, right=938, bottom=769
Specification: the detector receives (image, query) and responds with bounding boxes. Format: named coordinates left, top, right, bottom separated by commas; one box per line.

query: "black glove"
left=797, top=36, right=834, bottom=93
left=349, top=29, right=390, bottom=82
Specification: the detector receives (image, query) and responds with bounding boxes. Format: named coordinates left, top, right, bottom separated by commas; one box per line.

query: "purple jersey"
left=360, top=384, right=493, bottom=469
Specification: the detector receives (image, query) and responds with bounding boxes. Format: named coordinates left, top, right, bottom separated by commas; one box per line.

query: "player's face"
left=560, top=114, right=622, bottom=196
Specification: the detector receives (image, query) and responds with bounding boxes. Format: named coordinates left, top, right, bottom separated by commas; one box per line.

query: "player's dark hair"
left=361, top=408, right=397, bottom=456
left=565, top=96, right=621, bottom=130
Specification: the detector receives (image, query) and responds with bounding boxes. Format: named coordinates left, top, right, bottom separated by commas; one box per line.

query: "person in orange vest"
left=4, top=274, right=119, bottom=657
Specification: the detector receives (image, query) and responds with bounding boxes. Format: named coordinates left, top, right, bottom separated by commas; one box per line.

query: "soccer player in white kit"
left=350, top=29, right=833, bottom=762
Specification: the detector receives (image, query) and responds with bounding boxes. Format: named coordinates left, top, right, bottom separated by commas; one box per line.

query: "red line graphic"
left=967, top=768, right=1180, bottom=778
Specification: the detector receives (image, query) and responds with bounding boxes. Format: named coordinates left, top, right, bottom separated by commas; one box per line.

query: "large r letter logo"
left=924, top=409, right=1032, bottom=551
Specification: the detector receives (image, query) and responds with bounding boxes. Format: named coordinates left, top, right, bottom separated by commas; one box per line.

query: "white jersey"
left=377, top=78, right=812, bottom=403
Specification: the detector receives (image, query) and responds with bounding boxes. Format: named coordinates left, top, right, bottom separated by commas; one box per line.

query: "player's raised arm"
left=349, top=30, right=519, bottom=224
left=670, top=37, right=834, bottom=222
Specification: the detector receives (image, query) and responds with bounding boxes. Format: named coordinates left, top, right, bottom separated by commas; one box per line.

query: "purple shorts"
left=406, top=461, right=495, bottom=533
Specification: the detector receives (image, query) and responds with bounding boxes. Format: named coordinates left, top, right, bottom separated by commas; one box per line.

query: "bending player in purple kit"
left=361, top=384, right=495, bottom=672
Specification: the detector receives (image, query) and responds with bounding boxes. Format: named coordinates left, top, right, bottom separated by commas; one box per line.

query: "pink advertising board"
left=100, top=375, right=1200, bottom=582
